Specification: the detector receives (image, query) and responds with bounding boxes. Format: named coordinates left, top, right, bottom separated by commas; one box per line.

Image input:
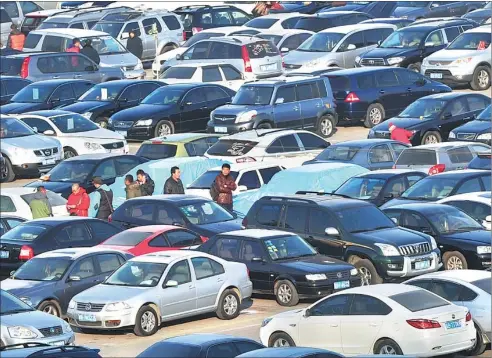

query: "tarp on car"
left=233, top=163, right=369, bottom=215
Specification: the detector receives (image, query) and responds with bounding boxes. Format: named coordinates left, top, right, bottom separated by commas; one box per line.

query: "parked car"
left=0, top=77, right=32, bottom=105
left=294, top=11, right=374, bottom=33
left=207, top=76, right=337, bottom=137
left=243, top=12, right=306, bottom=31
left=421, top=26, right=491, bottom=91
left=284, top=24, right=395, bottom=71
left=1, top=247, right=132, bottom=317
left=467, top=152, right=491, bottom=170
left=237, top=347, right=344, bottom=358
left=0, top=8, right=13, bottom=46
left=368, top=93, right=490, bottom=145
left=318, top=2, right=397, bottom=18
left=136, top=133, right=221, bottom=160
left=449, top=105, right=491, bottom=145
left=0, top=289, right=75, bottom=347
left=0, top=79, right=94, bottom=115
left=357, top=19, right=476, bottom=73
left=405, top=270, right=491, bottom=356
left=438, top=191, right=491, bottom=230
left=0, top=343, right=102, bottom=358
left=303, top=139, right=409, bottom=170
left=98, top=225, right=207, bottom=256
left=1, top=1, right=43, bottom=26
left=257, top=29, right=313, bottom=56
left=285, top=67, right=343, bottom=77
left=392, top=1, right=484, bottom=21
left=20, top=8, right=71, bottom=34
left=244, top=193, right=441, bottom=285
left=381, top=170, right=491, bottom=208
left=67, top=250, right=252, bottom=336
left=61, top=80, right=165, bottom=128
left=462, top=2, right=492, bottom=24
left=0, top=115, right=63, bottom=182
left=0, top=215, right=25, bottom=236
left=25, top=153, right=148, bottom=198
left=323, top=67, right=450, bottom=127
left=269, top=2, right=331, bottom=14
left=109, top=83, right=235, bottom=139
left=360, top=17, right=414, bottom=29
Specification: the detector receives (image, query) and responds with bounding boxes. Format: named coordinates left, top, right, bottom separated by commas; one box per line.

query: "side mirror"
left=251, top=257, right=264, bottom=263
left=347, top=44, right=356, bottom=50
left=238, top=185, right=248, bottom=192
left=119, top=98, right=128, bottom=103
left=384, top=193, right=394, bottom=200
left=391, top=217, right=398, bottom=224
left=165, top=280, right=178, bottom=288
left=68, top=275, right=81, bottom=282
left=486, top=215, right=491, bottom=223
left=176, top=53, right=182, bottom=61
left=377, top=40, right=382, bottom=46
left=280, top=47, right=289, bottom=53
left=442, top=112, right=452, bottom=120
left=275, top=97, right=284, bottom=105
left=325, top=227, right=340, bottom=236
left=10, top=270, right=15, bottom=277
left=121, top=32, right=129, bottom=40
left=43, top=129, right=55, bottom=136
left=304, top=308, right=311, bottom=317
left=50, top=98, right=60, bottom=104
left=431, top=2, right=439, bottom=7
left=32, top=126, right=38, bottom=133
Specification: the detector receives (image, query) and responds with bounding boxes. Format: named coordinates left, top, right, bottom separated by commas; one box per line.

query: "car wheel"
left=257, top=122, right=272, bottom=129
left=374, top=338, right=403, bottom=355
left=160, top=44, right=177, bottom=55
left=38, top=300, right=61, bottom=317
left=269, top=332, right=296, bottom=347
left=63, top=147, right=78, bottom=159
left=155, top=120, right=174, bottom=137
left=134, top=305, right=159, bottom=336
left=443, top=251, right=468, bottom=270
left=1, top=156, right=15, bottom=183
left=96, top=117, right=109, bottom=129
left=407, top=62, right=421, bottom=73
left=275, top=280, right=299, bottom=306
left=467, top=323, right=487, bottom=356
left=421, top=131, right=442, bottom=145
left=364, top=103, right=385, bottom=128
left=354, top=258, right=383, bottom=285
left=216, top=289, right=240, bottom=320
left=316, top=115, right=335, bottom=138
left=471, top=66, right=490, bottom=91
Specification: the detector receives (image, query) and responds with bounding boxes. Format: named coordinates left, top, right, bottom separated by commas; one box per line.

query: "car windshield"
left=183, top=32, right=223, bottom=47
left=142, top=87, right=184, bottom=105
left=37, top=21, right=69, bottom=29
left=315, top=146, right=359, bottom=161
left=264, top=235, right=316, bottom=261
left=81, top=35, right=127, bottom=55
left=79, top=84, right=125, bottom=101
left=397, top=98, right=446, bottom=119
left=232, top=86, right=273, bottom=105
left=427, top=206, right=484, bottom=234
left=136, top=143, right=178, bottom=160
left=92, top=22, right=124, bottom=39
left=335, top=178, right=387, bottom=200
left=0, top=117, right=36, bottom=138
left=103, top=231, right=153, bottom=246
left=297, top=32, right=344, bottom=52
left=51, top=114, right=99, bottom=133
left=0, top=224, right=47, bottom=242
left=401, top=177, right=460, bottom=200
left=0, top=290, right=34, bottom=315
left=335, top=205, right=395, bottom=233
left=207, top=139, right=258, bottom=157
left=396, top=1, right=430, bottom=7
left=179, top=201, right=234, bottom=225
left=12, top=257, right=72, bottom=281
left=104, top=261, right=167, bottom=287
left=476, top=105, right=491, bottom=121
left=471, top=278, right=491, bottom=294
left=257, top=34, right=282, bottom=46
left=47, top=160, right=96, bottom=182
left=380, top=30, right=424, bottom=48
left=11, top=84, right=54, bottom=103
left=189, top=170, right=238, bottom=189
left=448, top=32, right=491, bottom=50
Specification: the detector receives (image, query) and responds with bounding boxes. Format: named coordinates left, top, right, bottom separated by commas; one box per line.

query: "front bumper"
left=470, top=253, right=492, bottom=269
left=12, top=160, right=62, bottom=176
left=123, top=69, right=146, bottom=80
left=295, top=276, right=361, bottom=299
left=110, top=122, right=155, bottom=140
left=422, top=65, right=473, bottom=85
left=3, top=332, right=75, bottom=347
left=448, top=135, right=491, bottom=145
left=206, top=121, right=255, bottom=135
left=67, top=307, right=135, bottom=330
left=377, top=250, right=441, bottom=279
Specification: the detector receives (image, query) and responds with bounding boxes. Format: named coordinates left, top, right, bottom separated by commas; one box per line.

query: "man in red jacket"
left=389, top=122, right=414, bottom=145
left=66, top=183, right=90, bottom=217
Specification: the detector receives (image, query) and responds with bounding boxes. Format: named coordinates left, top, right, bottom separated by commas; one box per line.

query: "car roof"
left=258, top=28, right=314, bottom=36
left=125, top=194, right=208, bottom=203
left=466, top=25, right=492, bottom=33
left=356, top=169, right=424, bottom=179
left=331, top=139, right=399, bottom=147
left=344, top=283, right=420, bottom=297
left=30, top=28, right=108, bottom=37
left=319, top=23, right=395, bottom=34
left=427, top=169, right=489, bottom=178
left=25, top=79, right=92, bottom=87
left=165, top=333, right=255, bottom=346
left=422, top=92, right=476, bottom=100
left=409, top=270, right=491, bottom=284
left=24, top=216, right=97, bottom=226
left=382, top=202, right=456, bottom=213
left=408, top=141, right=484, bottom=150
left=439, top=191, right=491, bottom=203
left=125, top=225, right=178, bottom=233
left=219, top=229, right=294, bottom=239
left=155, top=83, right=207, bottom=91
left=240, top=348, right=332, bottom=358
left=143, top=133, right=221, bottom=144
left=131, top=250, right=213, bottom=264
left=404, top=19, right=472, bottom=30
left=325, top=66, right=404, bottom=76
left=209, top=162, right=281, bottom=171
left=246, top=76, right=320, bottom=86
left=35, top=247, right=128, bottom=260
left=21, top=110, right=75, bottom=118
left=262, top=194, right=372, bottom=209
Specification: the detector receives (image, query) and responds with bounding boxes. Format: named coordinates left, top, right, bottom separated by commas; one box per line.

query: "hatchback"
left=244, top=12, right=307, bottom=31
left=294, top=11, right=373, bottom=32
left=257, top=29, right=313, bottom=56
left=467, top=152, right=491, bottom=170
left=462, top=3, right=492, bottom=25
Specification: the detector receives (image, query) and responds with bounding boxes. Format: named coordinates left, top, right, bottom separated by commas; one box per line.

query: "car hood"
left=277, top=255, right=353, bottom=273
left=1, top=309, right=66, bottom=328
left=100, top=52, right=138, bottom=68
left=373, top=117, right=426, bottom=131
left=0, top=102, right=47, bottom=114
left=392, top=6, right=425, bottom=18
left=427, top=49, right=480, bottom=61
left=60, top=128, right=124, bottom=141
left=197, top=219, right=242, bottom=235
left=214, top=104, right=271, bottom=115
left=441, top=230, right=491, bottom=245
left=73, top=283, right=150, bottom=304
left=26, top=181, right=74, bottom=196
left=1, top=279, right=55, bottom=298
left=3, top=133, right=60, bottom=150
left=352, top=227, right=429, bottom=245
left=363, top=47, right=415, bottom=58
left=452, top=120, right=491, bottom=134
left=380, top=198, right=432, bottom=209
left=110, top=104, right=173, bottom=121
left=284, top=50, right=331, bottom=66
left=61, top=101, right=111, bottom=114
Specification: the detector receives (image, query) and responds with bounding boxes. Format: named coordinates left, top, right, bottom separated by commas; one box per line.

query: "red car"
left=98, top=225, right=207, bottom=256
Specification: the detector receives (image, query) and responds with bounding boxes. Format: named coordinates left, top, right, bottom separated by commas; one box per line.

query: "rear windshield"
left=327, top=76, right=350, bottom=91
left=0, top=57, right=23, bottom=76
left=103, top=231, right=153, bottom=246
left=246, top=41, right=278, bottom=59
left=189, top=170, right=239, bottom=189
left=21, top=192, right=67, bottom=207
left=396, top=149, right=437, bottom=166
left=245, top=18, right=278, bottom=29
left=207, top=140, right=257, bottom=156
left=471, top=278, right=491, bottom=294
left=295, top=17, right=333, bottom=32
left=1, top=224, right=47, bottom=242
left=136, top=143, right=178, bottom=160
left=468, top=155, right=491, bottom=170
left=316, top=146, right=359, bottom=161
left=161, top=66, right=197, bottom=79
left=183, top=32, right=223, bottom=47
left=391, top=290, right=450, bottom=312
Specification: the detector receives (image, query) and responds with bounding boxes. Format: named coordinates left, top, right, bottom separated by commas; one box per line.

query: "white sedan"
left=16, top=111, right=129, bottom=159
left=1, top=187, right=68, bottom=220
left=260, top=284, right=476, bottom=357
left=438, top=191, right=491, bottom=230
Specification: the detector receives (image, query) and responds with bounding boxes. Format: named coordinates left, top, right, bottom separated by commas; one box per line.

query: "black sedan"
left=199, top=230, right=361, bottom=306
left=0, top=215, right=26, bottom=236
left=61, top=80, right=165, bottom=129
left=0, top=80, right=94, bottom=114
left=334, top=169, right=426, bottom=207
left=368, top=93, right=490, bottom=146
left=449, top=105, right=491, bottom=145
left=108, top=83, right=236, bottom=140
left=0, top=76, right=32, bottom=105
left=383, top=203, right=491, bottom=271
left=25, top=153, right=148, bottom=199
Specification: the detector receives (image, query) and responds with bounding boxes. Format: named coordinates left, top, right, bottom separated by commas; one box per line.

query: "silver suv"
left=422, top=26, right=491, bottom=91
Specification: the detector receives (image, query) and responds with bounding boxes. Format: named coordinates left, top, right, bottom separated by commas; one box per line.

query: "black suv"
left=243, top=193, right=442, bottom=285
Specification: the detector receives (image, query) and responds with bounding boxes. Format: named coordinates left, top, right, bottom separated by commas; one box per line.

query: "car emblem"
left=44, top=150, right=51, bottom=156
left=85, top=303, right=92, bottom=311
left=216, top=117, right=227, bottom=121
left=336, top=272, right=343, bottom=279
left=113, top=143, right=118, bottom=148
left=452, top=314, right=455, bottom=319
left=369, top=60, right=375, bottom=65
left=50, top=327, right=55, bottom=333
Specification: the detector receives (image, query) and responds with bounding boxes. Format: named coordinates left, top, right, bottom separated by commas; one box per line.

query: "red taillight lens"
left=344, top=92, right=360, bottom=103
left=192, top=27, right=203, bottom=35
left=19, top=245, right=34, bottom=260
left=466, top=311, right=472, bottom=322
left=108, top=214, right=112, bottom=222
left=20, top=57, right=31, bottom=78
left=241, top=45, right=252, bottom=72
left=406, top=319, right=441, bottom=329
left=200, top=236, right=209, bottom=242
left=428, top=164, right=446, bottom=175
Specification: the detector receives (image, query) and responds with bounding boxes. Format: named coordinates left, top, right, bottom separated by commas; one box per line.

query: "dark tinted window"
left=162, top=15, right=181, bottom=30
left=183, top=88, right=206, bottom=104
left=205, top=87, right=229, bottom=101
left=284, top=205, right=307, bottom=232
left=327, top=76, right=350, bottom=91
left=280, top=134, right=300, bottom=152
left=256, top=204, right=281, bottom=227
left=259, top=167, right=281, bottom=184
left=317, top=80, right=328, bottom=97
left=364, top=29, right=383, bottom=46
left=184, top=41, right=210, bottom=60
left=115, top=157, right=141, bottom=176
left=41, top=35, right=64, bottom=52
left=166, top=230, right=201, bottom=247
left=209, top=238, right=240, bottom=259
left=396, top=149, right=437, bottom=165
left=209, top=42, right=240, bottom=59
left=52, top=84, right=75, bottom=101
left=102, top=230, right=153, bottom=246
left=281, top=16, right=302, bottom=29
left=390, top=290, right=449, bottom=312
left=221, top=65, right=242, bottom=80
left=349, top=294, right=392, bottom=315
left=431, top=280, right=463, bottom=301
left=459, top=286, right=478, bottom=302
left=207, top=139, right=257, bottom=156
left=123, top=22, right=141, bottom=36
left=20, top=1, right=40, bottom=13
left=407, top=279, right=433, bottom=290
left=276, top=85, right=296, bottom=103
left=202, top=66, right=222, bottom=82
left=24, top=34, right=42, bottom=49
left=467, top=96, right=489, bottom=111
left=309, top=209, right=335, bottom=235
left=396, top=69, right=422, bottom=85
left=298, top=133, right=328, bottom=150
left=444, top=26, right=460, bottom=42
left=163, top=66, right=196, bottom=79
left=245, top=17, right=278, bottom=29
left=376, top=70, right=399, bottom=87
left=447, top=147, right=473, bottom=163
left=212, top=10, right=233, bottom=25
left=357, top=74, right=376, bottom=89
left=139, top=83, right=161, bottom=99
left=22, top=117, right=51, bottom=133
left=311, top=295, right=351, bottom=316
left=136, top=143, right=177, bottom=160
left=297, top=82, right=318, bottom=101
left=445, top=200, right=490, bottom=223
left=238, top=170, right=261, bottom=189
left=207, top=343, right=237, bottom=358
left=471, top=278, right=491, bottom=294
left=56, top=223, right=92, bottom=244
left=148, top=234, right=170, bottom=247
left=69, top=22, right=84, bottom=29
left=88, top=221, right=120, bottom=242
left=455, top=178, right=482, bottom=194
left=72, top=82, right=94, bottom=98
left=234, top=341, right=264, bottom=355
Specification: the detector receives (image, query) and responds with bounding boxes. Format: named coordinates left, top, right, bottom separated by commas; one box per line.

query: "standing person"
left=66, top=183, right=90, bottom=217
left=125, top=174, right=142, bottom=199
left=29, top=186, right=53, bottom=219
left=388, top=122, right=414, bottom=145
left=66, top=38, right=81, bottom=53
left=90, top=177, right=114, bottom=220
left=7, top=24, right=25, bottom=51
left=163, top=166, right=185, bottom=194
left=126, top=30, right=143, bottom=60
left=80, top=38, right=100, bottom=65
left=214, top=164, right=237, bottom=212
left=137, top=169, right=155, bottom=196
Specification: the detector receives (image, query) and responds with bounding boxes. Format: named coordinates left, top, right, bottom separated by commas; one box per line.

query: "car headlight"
left=134, top=60, right=143, bottom=71
left=105, top=302, right=131, bottom=311
left=235, top=110, right=257, bottom=124
left=368, top=129, right=375, bottom=137
left=305, top=273, right=327, bottom=281
left=210, top=110, right=215, bottom=121
left=451, top=57, right=472, bottom=66
left=387, top=57, right=405, bottom=65
left=350, top=268, right=358, bottom=276
left=81, top=112, right=92, bottom=119
left=355, top=55, right=361, bottom=64
left=62, top=320, right=72, bottom=333
left=305, top=58, right=321, bottom=67
left=261, top=318, right=272, bottom=327
left=19, top=297, right=33, bottom=307
left=135, top=119, right=153, bottom=126
left=68, top=300, right=75, bottom=309
left=448, top=131, right=456, bottom=139
left=429, top=236, right=437, bottom=250
left=477, top=246, right=491, bottom=254
left=8, top=326, right=38, bottom=338
left=84, top=142, right=103, bottom=150
left=477, top=133, right=491, bottom=140
left=375, top=243, right=400, bottom=256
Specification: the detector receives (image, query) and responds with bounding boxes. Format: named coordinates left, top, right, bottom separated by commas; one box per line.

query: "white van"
left=1, top=8, right=13, bottom=46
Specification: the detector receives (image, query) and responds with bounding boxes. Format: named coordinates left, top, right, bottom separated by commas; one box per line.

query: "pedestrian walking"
left=163, top=166, right=185, bottom=194
left=7, top=24, right=25, bottom=51
left=388, top=122, right=414, bottom=145
left=66, top=183, right=90, bottom=217
left=29, top=186, right=53, bottom=219
left=80, top=38, right=100, bottom=65
left=137, top=169, right=155, bottom=196
left=125, top=174, right=142, bottom=199
left=126, top=30, right=143, bottom=60
left=214, top=163, right=237, bottom=212
left=90, top=177, right=114, bottom=220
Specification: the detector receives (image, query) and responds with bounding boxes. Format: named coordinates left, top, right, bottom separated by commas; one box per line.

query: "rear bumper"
left=334, top=102, right=369, bottom=122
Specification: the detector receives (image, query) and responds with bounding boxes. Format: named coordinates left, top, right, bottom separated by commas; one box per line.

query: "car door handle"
left=330, top=323, right=338, bottom=327
left=379, top=90, right=385, bottom=94
left=293, top=106, right=299, bottom=111
left=52, top=76, right=60, bottom=79
left=369, top=322, right=379, bottom=327
left=74, top=74, right=83, bottom=78
left=200, top=106, right=208, bottom=110
left=189, top=285, right=195, bottom=290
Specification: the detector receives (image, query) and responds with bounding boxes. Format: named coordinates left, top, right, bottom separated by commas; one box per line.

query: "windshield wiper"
left=1, top=308, right=34, bottom=315
left=404, top=196, right=434, bottom=201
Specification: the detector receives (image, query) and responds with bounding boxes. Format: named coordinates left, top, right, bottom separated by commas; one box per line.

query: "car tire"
left=470, top=66, right=490, bottom=91
left=1, top=156, right=15, bottom=183
left=421, top=130, right=442, bottom=145
left=155, top=120, right=174, bottom=137
left=269, top=332, right=296, bottom=347
left=316, top=115, right=335, bottom=138
left=354, top=258, right=383, bottom=285
left=133, top=305, right=159, bottom=337
left=443, top=251, right=468, bottom=270
left=257, top=122, right=272, bottom=129
left=95, top=117, right=109, bottom=129
left=38, top=300, right=61, bottom=317
left=467, top=323, right=487, bottom=356
left=373, top=338, right=403, bottom=355
left=216, top=289, right=240, bottom=320
left=364, top=103, right=385, bottom=128
left=63, top=147, right=78, bottom=159
left=160, top=44, right=177, bottom=55
left=407, top=62, right=421, bottom=73
left=275, top=280, right=299, bottom=307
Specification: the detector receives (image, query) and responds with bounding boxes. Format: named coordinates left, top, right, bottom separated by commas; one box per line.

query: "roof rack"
left=70, top=6, right=131, bottom=18
left=175, top=5, right=212, bottom=10
left=296, top=190, right=351, bottom=199
left=261, top=195, right=318, bottom=205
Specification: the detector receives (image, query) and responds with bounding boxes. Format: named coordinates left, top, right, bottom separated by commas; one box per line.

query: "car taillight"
left=428, top=164, right=445, bottom=175
left=466, top=311, right=472, bottom=322
left=20, top=57, right=31, bottom=78
left=271, top=2, right=283, bottom=9
left=236, top=156, right=256, bottom=163
left=192, top=27, right=203, bottom=35
left=181, top=30, right=186, bottom=41
left=344, top=92, right=360, bottom=103
left=406, top=319, right=441, bottom=329
left=241, top=45, right=252, bottom=72
left=19, top=245, right=34, bottom=260
left=108, top=214, right=112, bottom=222
left=246, top=267, right=250, bottom=277
left=242, top=217, right=248, bottom=228
left=200, top=236, right=209, bottom=242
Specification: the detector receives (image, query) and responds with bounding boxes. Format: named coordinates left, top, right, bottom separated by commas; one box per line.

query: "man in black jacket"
left=126, top=30, right=143, bottom=60
left=137, top=169, right=155, bottom=196
left=92, top=177, right=113, bottom=220
left=163, top=166, right=185, bottom=194
left=80, top=39, right=100, bottom=65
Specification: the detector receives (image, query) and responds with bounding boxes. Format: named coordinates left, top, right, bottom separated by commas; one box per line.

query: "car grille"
left=34, top=147, right=59, bottom=157
left=213, top=115, right=236, bottom=124
left=39, top=326, right=63, bottom=337
left=374, top=131, right=390, bottom=139
left=425, top=69, right=452, bottom=76
left=326, top=271, right=350, bottom=281
left=428, top=60, right=452, bottom=66
left=112, top=121, right=133, bottom=128
left=74, top=320, right=102, bottom=327
left=101, top=141, right=125, bottom=150
left=123, top=65, right=135, bottom=71
left=398, top=242, right=432, bottom=256
left=284, top=63, right=302, bottom=70
left=360, top=58, right=385, bottom=66
left=457, top=133, right=477, bottom=141
left=76, top=302, right=105, bottom=312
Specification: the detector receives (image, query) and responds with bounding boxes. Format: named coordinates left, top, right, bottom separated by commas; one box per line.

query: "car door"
left=297, top=82, right=323, bottom=129
left=120, top=202, right=157, bottom=229
left=20, top=117, right=55, bottom=135
left=307, top=208, right=345, bottom=259
left=86, top=221, right=121, bottom=245
left=219, top=64, right=244, bottom=91
left=374, top=70, right=402, bottom=118
left=53, top=222, right=94, bottom=249
left=389, top=142, right=408, bottom=162
left=50, top=83, right=76, bottom=108
left=394, top=69, right=429, bottom=108
left=72, top=81, right=94, bottom=100
left=71, top=55, right=101, bottom=83
left=422, top=29, right=447, bottom=58
left=63, top=255, right=100, bottom=309
left=381, top=176, right=407, bottom=205
left=337, top=31, right=366, bottom=68
left=273, top=85, right=301, bottom=129
left=440, top=97, right=470, bottom=139
left=141, top=17, right=163, bottom=59
left=93, top=253, right=123, bottom=283
left=238, top=239, right=272, bottom=292
left=179, top=88, right=209, bottom=133
left=367, top=144, right=394, bottom=170
left=191, top=256, right=226, bottom=310
left=204, top=86, right=231, bottom=114
left=165, top=229, right=203, bottom=249
left=201, top=65, right=222, bottom=85
left=237, top=170, right=261, bottom=193
left=90, top=158, right=117, bottom=186
left=138, top=82, right=162, bottom=103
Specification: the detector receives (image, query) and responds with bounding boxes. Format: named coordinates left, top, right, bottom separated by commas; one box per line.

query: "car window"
left=238, top=240, right=264, bottom=261
left=72, top=81, right=93, bottom=98
left=297, top=133, right=328, bottom=150
left=120, top=85, right=140, bottom=102
left=92, top=159, right=117, bottom=179
left=142, top=17, right=162, bottom=34
left=148, top=234, right=170, bottom=247
left=0, top=196, right=16, bottom=212
left=96, top=253, right=122, bottom=274
left=162, top=15, right=181, bottom=30
left=396, top=69, right=422, bottom=85
left=6, top=80, right=29, bottom=95
left=139, top=83, right=161, bottom=100
left=447, top=147, right=473, bottom=164
left=6, top=218, right=23, bottom=230
left=212, top=10, right=233, bottom=25
left=349, top=294, right=392, bottom=315
left=231, top=10, right=249, bottom=25
left=402, top=212, right=432, bottom=232
left=309, top=208, right=337, bottom=235
left=297, top=83, right=318, bottom=101
left=311, top=294, right=351, bottom=316
left=166, top=230, right=202, bottom=247
left=259, top=166, right=281, bottom=184
left=338, top=32, right=364, bottom=52
left=481, top=175, right=491, bottom=191
left=21, top=117, right=52, bottom=133
left=406, top=174, right=425, bottom=187
left=276, top=86, right=296, bottom=104
left=282, top=34, right=301, bottom=50
left=446, top=201, right=490, bottom=223
left=209, top=42, right=240, bottom=60
left=69, top=22, right=84, bottom=29
left=115, top=157, right=141, bottom=176
left=256, top=204, right=282, bottom=227
left=467, top=96, right=488, bottom=111
left=41, top=35, right=64, bottom=52
left=87, top=221, right=120, bottom=242
left=209, top=238, right=240, bottom=259
left=183, top=41, right=210, bottom=60
left=205, top=86, right=229, bottom=102
left=431, top=280, right=463, bottom=301
left=207, top=343, right=237, bottom=358
left=24, top=33, right=41, bottom=49
left=234, top=341, right=263, bottom=355
left=183, top=88, right=206, bottom=105
left=407, top=279, right=433, bottom=290
left=384, top=177, right=406, bottom=197
left=36, top=55, right=68, bottom=74
left=155, top=205, right=185, bottom=226
left=123, top=22, right=141, bottom=37
left=444, top=26, right=460, bottom=42
left=220, top=65, right=242, bottom=80
left=425, top=29, right=444, bottom=46
left=202, top=66, right=222, bottom=82
left=71, top=257, right=97, bottom=279
left=55, top=223, right=92, bottom=244
left=165, top=259, right=191, bottom=285
left=459, top=285, right=478, bottom=302
left=376, top=70, right=399, bottom=87
left=281, top=16, right=302, bottom=29
left=448, top=98, right=469, bottom=116
left=51, top=84, right=75, bottom=101
left=185, top=138, right=210, bottom=156
left=391, top=143, right=408, bottom=159
left=0, top=221, right=6, bottom=236
left=369, top=144, right=393, bottom=163
left=238, top=170, right=261, bottom=189
left=124, top=203, right=155, bottom=222
left=390, top=290, right=450, bottom=312
left=191, top=257, right=224, bottom=279
left=21, top=1, right=41, bottom=13
left=357, top=74, right=376, bottom=90
left=280, top=134, right=300, bottom=152
left=266, top=138, right=283, bottom=154
left=2, top=1, right=19, bottom=18
left=364, top=29, right=383, bottom=46
left=284, top=205, right=307, bottom=232
left=455, top=178, right=482, bottom=194
left=317, top=80, right=328, bottom=98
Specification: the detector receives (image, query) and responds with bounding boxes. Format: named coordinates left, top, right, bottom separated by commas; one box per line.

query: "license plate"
left=415, top=260, right=431, bottom=270
left=43, top=158, right=56, bottom=165
left=334, top=280, right=350, bottom=290
left=214, top=127, right=228, bottom=133
left=261, top=63, right=277, bottom=71
left=78, top=313, right=96, bottom=322
left=0, top=250, right=9, bottom=259
left=109, top=148, right=124, bottom=154
left=50, top=341, right=65, bottom=346
left=430, top=73, right=443, bottom=79
left=445, top=319, right=462, bottom=330
left=116, top=130, right=127, bottom=137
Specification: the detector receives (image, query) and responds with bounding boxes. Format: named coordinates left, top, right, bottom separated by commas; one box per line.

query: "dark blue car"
left=462, top=2, right=492, bottom=24
left=449, top=105, right=491, bottom=145
left=318, top=1, right=397, bottom=18
left=323, top=67, right=450, bottom=128
left=237, top=347, right=343, bottom=358
left=392, top=1, right=484, bottom=21
left=0, top=76, right=32, bottom=105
